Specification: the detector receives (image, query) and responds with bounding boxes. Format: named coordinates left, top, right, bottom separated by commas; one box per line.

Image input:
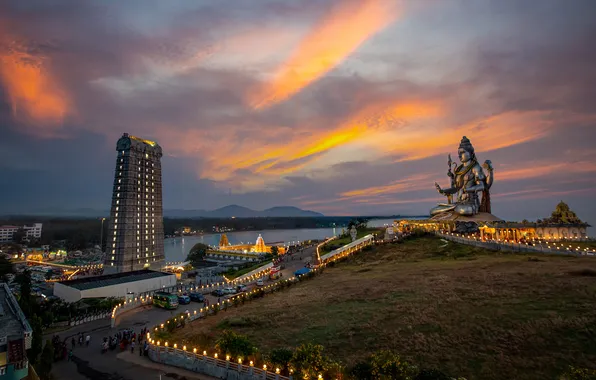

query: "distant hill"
left=170, top=205, right=324, bottom=218
left=1, top=205, right=324, bottom=218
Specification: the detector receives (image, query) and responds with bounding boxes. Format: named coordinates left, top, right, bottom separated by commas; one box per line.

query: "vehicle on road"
left=256, top=278, right=264, bottom=287
left=178, top=295, right=191, bottom=305
left=189, top=292, right=204, bottom=302
left=294, top=267, right=312, bottom=277
left=153, top=292, right=179, bottom=310
left=269, top=266, right=282, bottom=280
left=223, top=287, right=236, bottom=295
left=236, top=284, right=247, bottom=293
left=211, top=288, right=225, bottom=297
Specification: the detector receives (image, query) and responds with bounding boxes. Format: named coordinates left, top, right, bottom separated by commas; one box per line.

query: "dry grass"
left=171, top=236, right=596, bottom=380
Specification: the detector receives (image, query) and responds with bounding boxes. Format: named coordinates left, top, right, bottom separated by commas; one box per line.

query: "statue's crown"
left=459, top=136, right=474, bottom=153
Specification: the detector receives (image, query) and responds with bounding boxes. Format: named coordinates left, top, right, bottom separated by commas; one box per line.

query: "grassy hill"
left=171, top=235, right=596, bottom=379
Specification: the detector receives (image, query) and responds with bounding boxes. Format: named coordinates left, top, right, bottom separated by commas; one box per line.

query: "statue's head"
left=458, top=136, right=475, bottom=163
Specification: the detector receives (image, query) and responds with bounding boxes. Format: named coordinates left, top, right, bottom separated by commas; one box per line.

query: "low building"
left=0, top=224, right=43, bottom=243
left=0, top=283, right=33, bottom=380
left=218, top=234, right=286, bottom=255
left=53, top=270, right=176, bottom=303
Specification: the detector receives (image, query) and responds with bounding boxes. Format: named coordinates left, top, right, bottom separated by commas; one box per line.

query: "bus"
left=152, top=292, right=179, bottom=310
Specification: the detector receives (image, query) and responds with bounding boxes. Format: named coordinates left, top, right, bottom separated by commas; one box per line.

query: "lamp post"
left=100, top=217, right=106, bottom=253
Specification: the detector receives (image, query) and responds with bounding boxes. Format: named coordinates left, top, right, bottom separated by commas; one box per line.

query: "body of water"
left=164, top=218, right=397, bottom=262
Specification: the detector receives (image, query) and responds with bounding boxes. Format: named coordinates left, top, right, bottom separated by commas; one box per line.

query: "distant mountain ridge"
left=167, top=205, right=324, bottom=218
left=2, top=205, right=324, bottom=218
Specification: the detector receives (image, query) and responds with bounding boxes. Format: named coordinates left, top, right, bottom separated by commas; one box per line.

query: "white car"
left=256, top=279, right=264, bottom=287
left=223, top=287, right=237, bottom=295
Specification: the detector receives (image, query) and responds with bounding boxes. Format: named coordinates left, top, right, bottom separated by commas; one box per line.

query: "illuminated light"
left=276, top=368, right=280, bottom=374
left=214, top=353, right=218, bottom=359
left=263, top=365, right=267, bottom=371
left=250, top=361, right=254, bottom=366
left=203, top=350, right=207, bottom=355
left=157, top=341, right=161, bottom=346
left=165, top=342, right=168, bottom=347
left=193, top=348, right=197, bottom=353
left=226, top=355, right=230, bottom=361
left=238, top=358, right=242, bottom=364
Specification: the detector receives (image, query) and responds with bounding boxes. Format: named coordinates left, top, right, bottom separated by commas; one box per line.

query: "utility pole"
left=100, top=217, right=106, bottom=253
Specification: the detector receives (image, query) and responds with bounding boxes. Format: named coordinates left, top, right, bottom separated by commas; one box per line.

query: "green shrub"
left=560, top=366, right=596, bottom=380
left=215, top=330, right=257, bottom=358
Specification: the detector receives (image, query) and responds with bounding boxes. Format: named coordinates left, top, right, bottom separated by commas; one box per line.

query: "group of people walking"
left=100, top=327, right=149, bottom=355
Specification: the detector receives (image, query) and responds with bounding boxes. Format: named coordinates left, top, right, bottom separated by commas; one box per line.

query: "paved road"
left=49, top=247, right=317, bottom=380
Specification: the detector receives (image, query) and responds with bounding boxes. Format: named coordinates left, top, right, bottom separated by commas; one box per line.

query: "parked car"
left=211, top=289, right=225, bottom=297
left=223, top=287, right=236, bottom=295
left=177, top=295, right=191, bottom=305
left=189, top=292, right=204, bottom=302
left=236, top=284, right=248, bottom=293
left=256, top=278, right=264, bottom=287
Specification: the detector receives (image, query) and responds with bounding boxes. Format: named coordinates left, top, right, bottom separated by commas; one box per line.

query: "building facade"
left=0, top=224, right=42, bottom=243
left=104, top=133, right=164, bottom=273
left=0, top=283, right=32, bottom=380
left=54, top=270, right=176, bottom=303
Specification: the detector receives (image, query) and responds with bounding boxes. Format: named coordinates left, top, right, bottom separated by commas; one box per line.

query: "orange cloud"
left=340, top=173, right=432, bottom=198
left=249, top=0, right=399, bottom=109
left=498, top=161, right=596, bottom=182
left=0, top=37, right=71, bottom=133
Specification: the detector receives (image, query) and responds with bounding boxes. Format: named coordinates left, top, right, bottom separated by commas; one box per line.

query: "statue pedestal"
left=430, top=211, right=503, bottom=223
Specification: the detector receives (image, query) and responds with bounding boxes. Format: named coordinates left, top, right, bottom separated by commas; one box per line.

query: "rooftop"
left=57, top=269, right=173, bottom=291
left=129, top=134, right=157, bottom=147
left=0, top=283, right=32, bottom=340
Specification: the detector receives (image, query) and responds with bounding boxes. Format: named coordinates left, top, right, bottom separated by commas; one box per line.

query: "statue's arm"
left=465, top=166, right=486, bottom=193
left=435, top=182, right=457, bottom=195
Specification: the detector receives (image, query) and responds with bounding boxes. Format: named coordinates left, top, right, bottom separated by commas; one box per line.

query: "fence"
left=149, top=346, right=290, bottom=380
left=68, top=311, right=112, bottom=327
left=434, top=232, right=594, bottom=256
left=319, top=234, right=374, bottom=262
left=111, top=296, right=153, bottom=328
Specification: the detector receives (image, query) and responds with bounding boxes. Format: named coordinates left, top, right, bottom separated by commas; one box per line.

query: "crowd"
left=100, top=327, right=150, bottom=356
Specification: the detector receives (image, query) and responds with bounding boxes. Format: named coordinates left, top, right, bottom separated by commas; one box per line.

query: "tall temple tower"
left=104, top=133, right=164, bottom=273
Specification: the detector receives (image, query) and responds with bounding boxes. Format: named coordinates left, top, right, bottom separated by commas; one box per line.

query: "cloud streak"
left=248, top=0, right=399, bottom=109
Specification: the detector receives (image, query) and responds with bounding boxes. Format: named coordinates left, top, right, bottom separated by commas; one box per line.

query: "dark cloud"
left=0, top=0, right=595, bottom=223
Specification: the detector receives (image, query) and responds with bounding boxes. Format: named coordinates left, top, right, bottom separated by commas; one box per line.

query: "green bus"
left=152, top=292, right=179, bottom=310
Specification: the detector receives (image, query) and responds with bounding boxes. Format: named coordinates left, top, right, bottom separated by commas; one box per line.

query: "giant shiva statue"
left=431, top=136, right=494, bottom=217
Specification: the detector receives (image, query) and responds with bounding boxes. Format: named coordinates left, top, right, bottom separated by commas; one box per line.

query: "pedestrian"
left=217, top=297, right=221, bottom=304
left=139, top=344, right=143, bottom=356
left=79, top=334, right=83, bottom=346
left=131, top=341, right=135, bottom=353
left=68, top=349, right=73, bottom=361
left=71, top=337, right=75, bottom=349
left=85, top=335, right=90, bottom=347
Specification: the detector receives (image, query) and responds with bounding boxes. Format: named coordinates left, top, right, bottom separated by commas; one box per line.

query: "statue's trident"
left=447, top=154, right=455, bottom=204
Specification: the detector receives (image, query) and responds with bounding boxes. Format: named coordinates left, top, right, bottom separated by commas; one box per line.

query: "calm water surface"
left=164, top=218, right=398, bottom=262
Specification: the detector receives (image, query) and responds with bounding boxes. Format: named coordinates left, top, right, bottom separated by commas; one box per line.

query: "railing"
left=149, top=343, right=291, bottom=380
left=434, top=232, right=596, bottom=255
left=319, top=234, right=374, bottom=262
left=111, top=296, right=153, bottom=328
left=68, top=311, right=112, bottom=327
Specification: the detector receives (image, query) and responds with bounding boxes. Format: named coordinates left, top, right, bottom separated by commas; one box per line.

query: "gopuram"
left=396, top=136, right=591, bottom=242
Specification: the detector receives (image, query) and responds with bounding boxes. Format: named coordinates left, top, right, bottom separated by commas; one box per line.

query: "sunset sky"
left=1, top=0, right=595, bottom=222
